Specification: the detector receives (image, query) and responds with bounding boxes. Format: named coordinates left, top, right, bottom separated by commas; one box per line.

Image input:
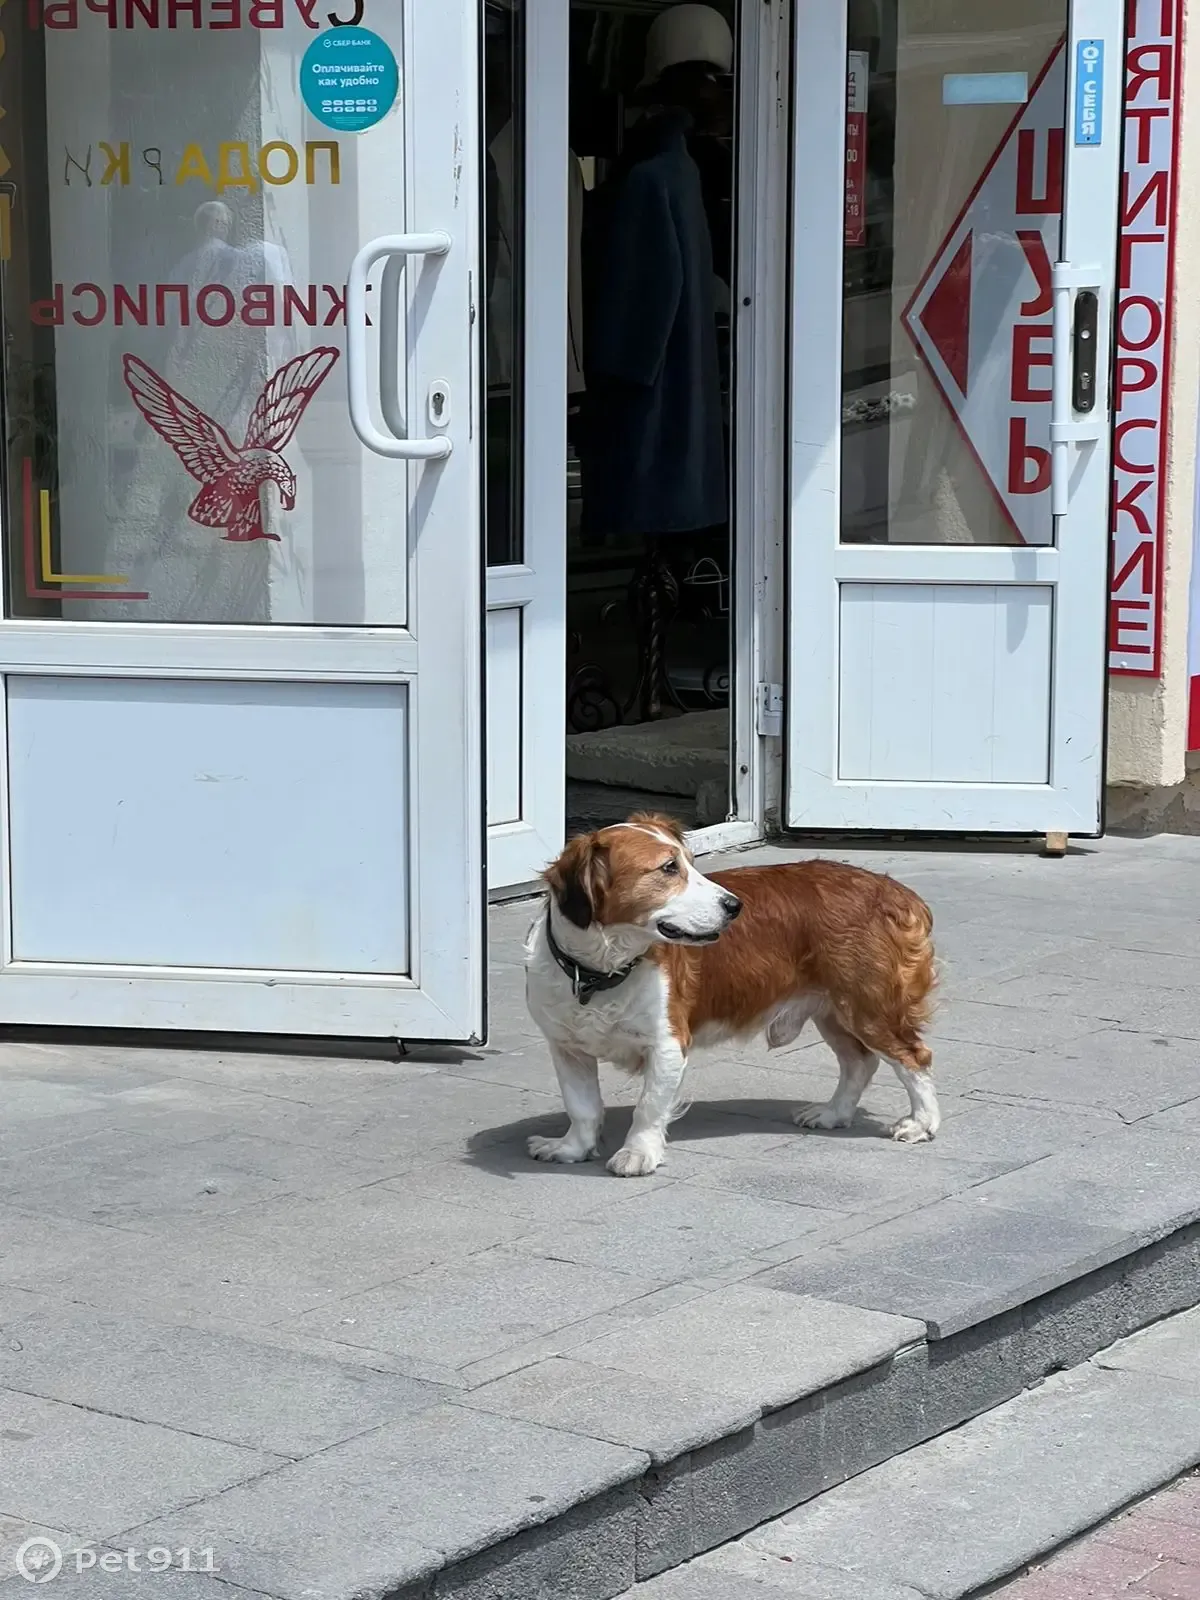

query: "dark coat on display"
left=581, top=109, right=726, bottom=538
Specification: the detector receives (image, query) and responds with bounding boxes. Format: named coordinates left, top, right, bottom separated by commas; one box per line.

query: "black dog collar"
left=545, top=916, right=640, bottom=1006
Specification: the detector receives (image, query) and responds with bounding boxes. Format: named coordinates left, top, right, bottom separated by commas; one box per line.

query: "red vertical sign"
left=845, top=51, right=869, bottom=248
left=1112, top=0, right=1183, bottom=679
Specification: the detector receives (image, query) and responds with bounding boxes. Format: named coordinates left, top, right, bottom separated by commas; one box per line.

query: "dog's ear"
left=628, top=811, right=687, bottom=846
left=544, top=834, right=610, bottom=929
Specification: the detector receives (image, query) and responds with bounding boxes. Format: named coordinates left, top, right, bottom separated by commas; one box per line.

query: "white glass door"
left=787, top=0, right=1122, bottom=833
left=0, top=0, right=484, bottom=1036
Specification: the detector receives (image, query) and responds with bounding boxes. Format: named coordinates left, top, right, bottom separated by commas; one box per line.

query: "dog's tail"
left=879, top=886, right=937, bottom=1068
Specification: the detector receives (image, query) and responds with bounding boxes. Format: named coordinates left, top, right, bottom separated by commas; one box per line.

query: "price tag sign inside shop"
left=301, top=26, right=399, bottom=135
left=844, top=50, right=870, bottom=248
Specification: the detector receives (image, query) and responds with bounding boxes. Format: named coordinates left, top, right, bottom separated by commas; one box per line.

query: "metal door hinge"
left=756, top=682, right=783, bottom=738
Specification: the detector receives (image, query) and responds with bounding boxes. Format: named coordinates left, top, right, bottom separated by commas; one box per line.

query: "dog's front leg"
left=608, top=1043, right=687, bottom=1177
left=528, top=1044, right=604, bottom=1164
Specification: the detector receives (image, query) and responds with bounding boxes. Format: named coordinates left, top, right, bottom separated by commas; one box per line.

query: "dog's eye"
left=660, top=858, right=680, bottom=876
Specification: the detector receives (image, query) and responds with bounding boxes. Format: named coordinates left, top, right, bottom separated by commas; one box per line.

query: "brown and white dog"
left=524, top=814, right=939, bottom=1177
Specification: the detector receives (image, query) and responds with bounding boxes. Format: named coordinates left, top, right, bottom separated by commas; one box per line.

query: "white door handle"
left=1050, top=261, right=1104, bottom=517
left=346, top=232, right=453, bottom=460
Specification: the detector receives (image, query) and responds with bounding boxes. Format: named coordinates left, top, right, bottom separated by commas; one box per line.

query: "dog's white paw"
left=889, top=1117, right=934, bottom=1144
left=606, top=1145, right=662, bottom=1177
left=793, top=1102, right=853, bottom=1131
left=528, top=1133, right=596, bottom=1164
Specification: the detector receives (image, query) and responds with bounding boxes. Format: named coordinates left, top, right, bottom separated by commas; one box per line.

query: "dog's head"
left=543, top=812, right=741, bottom=946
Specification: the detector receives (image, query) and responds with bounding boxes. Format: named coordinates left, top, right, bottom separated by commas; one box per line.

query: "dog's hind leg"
left=793, top=1015, right=879, bottom=1131
left=528, top=1044, right=604, bottom=1163
left=887, top=1057, right=940, bottom=1143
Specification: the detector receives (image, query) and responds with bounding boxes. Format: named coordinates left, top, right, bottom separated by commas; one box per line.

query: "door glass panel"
left=2, top=8, right=416, bottom=624
left=841, top=0, right=1066, bottom=546
left=484, top=0, right=525, bottom=569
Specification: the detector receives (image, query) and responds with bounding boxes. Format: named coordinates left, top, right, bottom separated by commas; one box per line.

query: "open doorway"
left=560, top=0, right=739, bottom=836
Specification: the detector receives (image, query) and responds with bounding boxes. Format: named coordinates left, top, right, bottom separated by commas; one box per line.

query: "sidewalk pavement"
left=0, top=833, right=1199, bottom=1598
left=999, top=1471, right=1200, bottom=1599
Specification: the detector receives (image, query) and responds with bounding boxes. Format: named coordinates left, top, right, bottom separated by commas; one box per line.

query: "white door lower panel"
left=837, top=585, right=1052, bottom=785
left=8, top=676, right=410, bottom=973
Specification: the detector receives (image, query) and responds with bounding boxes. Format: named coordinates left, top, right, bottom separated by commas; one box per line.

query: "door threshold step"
left=371, top=1220, right=1198, bottom=1600
left=623, top=1303, right=1200, bottom=1600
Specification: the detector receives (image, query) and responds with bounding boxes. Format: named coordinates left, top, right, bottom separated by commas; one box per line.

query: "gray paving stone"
left=75, top=1044, right=434, bottom=1102
left=635, top=1454, right=696, bottom=1577
left=202, top=1187, right=533, bottom=1292
left=967, top=970, right=1200, bottom=1039
left=0, top=1517, right=90, bottom=1586
left=967, top=1126, right=1200, bottom=1248
left=674, top=1139, right=998, bottom=1214
left=820, top=1315, right=1025, bottom=1482
left=740, top=1358, right=1200, bottom=1600
left=0, top=1106, right=220, bottom=1164
left=663, top=1115, right=809, bottom=1162
left=0, top=1569, right=265, bottom=1600
left=435, top=1487, right=639, bottom=1600
left=516, top=1184, right=837, bottom=1281
left=441, top=1046, right=587, bottom=1095
left=1036, top=942, right=1200, bottom=991
left=925, top=1097, right=1113, bottom=1165
left=1145, top=1095, right=1200, bottom=1133
left=0, top=1308, right=446, bottom=1456
left=686, top=1404, right=827, bottom=1556
left=293, top=1249, right=659, bottom=1370
left=764, top=1199, right=1130, bottom=1336
left=1094, top=1301, right=1200, bottom=1383
left=651, top=1050, right=835, bottom=1107
left=930, top=997, right=1104, bottom=1051
left=462, top=1356, right=758, bottom=1464
left=322, top=1072, right=563, bottom=1158
left=1096, top=911, right=1200, bottom=957
left=0, top=1127, right=394, bottom=1228
left=0, top=1287, right=45, bottom=1327
left=969, top=1027, right=1200, bottom=1119
left=3, top=1218, right=359, bottom=1326
left=572, top=1285, right=922, bottom=1411
left=0, top=1045, right=169, bottom=1102
left=128, top=1404, right=646, bottom=1600
left=1019, top=1221, right=1200, bottom=1385
left=397, top=1146, right=675, bottom=1220
left=930, top=925, right=1083, bottom=986
left=0, top=1207, right=162, bottom=1292
left=85, top=1065, right=560, bottom=1168
left=630, top=1548, right=925, bottom=1598
left=0, top=1388, right=281, bottom=1540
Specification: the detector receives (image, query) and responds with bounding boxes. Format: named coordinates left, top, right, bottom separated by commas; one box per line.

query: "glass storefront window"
left=841, top=0, right=1067, bottom=546
left=2, top=8, right=424, bottom=624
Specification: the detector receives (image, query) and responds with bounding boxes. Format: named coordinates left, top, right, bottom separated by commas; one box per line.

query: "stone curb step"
left=624, top=1302, right=1200, bottom=1600
left=2, top=1224, right=1196, bottom=1600
left=388, top=1219, right=1200, bottom=1600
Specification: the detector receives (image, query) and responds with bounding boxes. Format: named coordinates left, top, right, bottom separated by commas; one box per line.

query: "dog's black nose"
left=721, top=893, right=742, bottom=919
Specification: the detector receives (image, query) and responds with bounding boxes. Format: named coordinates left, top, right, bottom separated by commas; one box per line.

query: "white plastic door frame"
left=785, top=0, right=1123, bottom=834
left=486, top=0, right=568, bottom=892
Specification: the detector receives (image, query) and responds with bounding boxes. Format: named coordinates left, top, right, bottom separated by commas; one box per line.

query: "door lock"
left=1072, top=290, right=1098, bottom=414
left=428, top=381, right=451, bottom=430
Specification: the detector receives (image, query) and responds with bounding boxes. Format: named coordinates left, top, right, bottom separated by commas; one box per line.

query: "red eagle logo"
left=122, top=347, right=340, bottom=542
